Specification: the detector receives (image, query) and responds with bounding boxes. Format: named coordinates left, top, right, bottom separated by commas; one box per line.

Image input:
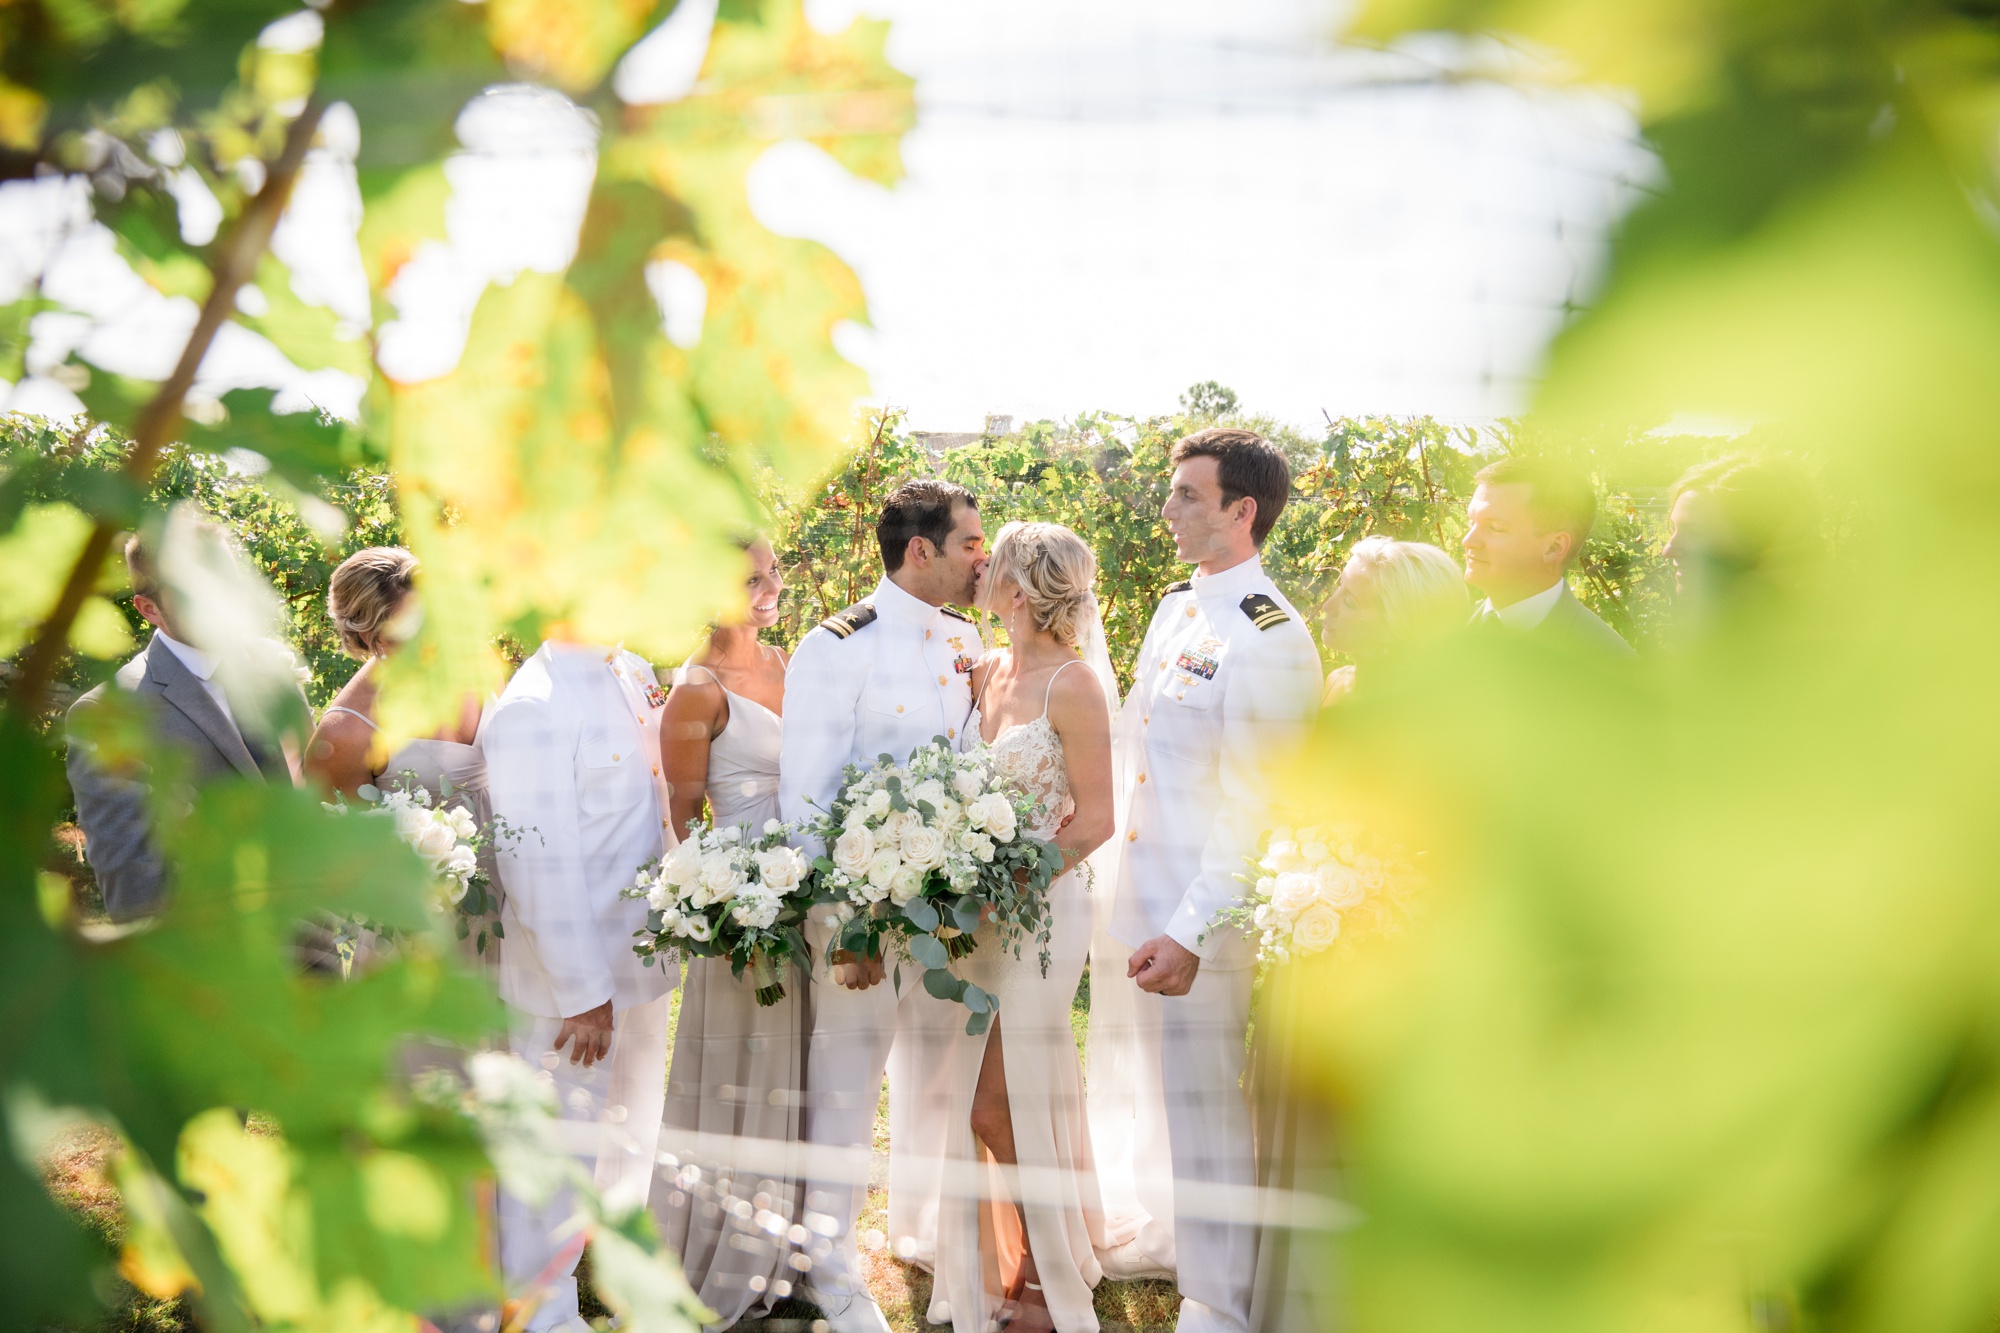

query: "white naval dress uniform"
left=777, top=576, right=985, bottom=1308
left=1089, top=557, right=1321, bottom=1333
left=483, top=642, right=678, bottom=1333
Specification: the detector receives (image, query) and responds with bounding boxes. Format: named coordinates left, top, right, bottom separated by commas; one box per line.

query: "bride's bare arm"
left=660, top=671, right=726, bottom=838
left=1045, top=666, right=1114, bottom=868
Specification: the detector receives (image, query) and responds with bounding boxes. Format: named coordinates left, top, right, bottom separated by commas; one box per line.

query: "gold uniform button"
left=1143, top=716, right=1150, bottom=726
left=938, top=675, right=947, bottom=685
left=896, top=705, right=904, bottom=713
left=947, top=728, right=957, bottom=739
left=1158, top=661, right=1168, bottom=671
left=925, top=630, right=932, bottom=640
left=1138, top=773, right=1147, bottom=784
left=652, top=765, right=661, bottom=776
left=1127, top=830, right=1139, bottom=842
left=612, top=753, right=621, bottom=761
left=1185, top=606, right=1197, bottom=617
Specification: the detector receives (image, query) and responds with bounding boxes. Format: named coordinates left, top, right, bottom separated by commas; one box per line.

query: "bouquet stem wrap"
left=749, top=950, right=785, bottom=1007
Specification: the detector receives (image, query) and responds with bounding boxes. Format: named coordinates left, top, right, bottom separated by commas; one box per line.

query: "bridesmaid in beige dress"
left=652, top=537, right=814, bottom=1328
left=304, top=547, right=496, bottom=969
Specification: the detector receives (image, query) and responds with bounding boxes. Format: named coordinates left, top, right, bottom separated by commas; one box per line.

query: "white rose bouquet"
left=802, top=736, right=1058, bottom=1035
left=1205, top=823, right=1423, bottom=966
left=326, top=773, right=520, bottom=977
left=623, top=818, right=814, bottom=1006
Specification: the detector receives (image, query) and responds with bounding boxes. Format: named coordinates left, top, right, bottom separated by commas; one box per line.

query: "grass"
left=44, top=967, right=1183, bottom=1331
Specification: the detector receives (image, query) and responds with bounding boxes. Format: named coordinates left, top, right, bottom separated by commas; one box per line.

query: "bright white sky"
left=0, top=0, right=1651, bottom=434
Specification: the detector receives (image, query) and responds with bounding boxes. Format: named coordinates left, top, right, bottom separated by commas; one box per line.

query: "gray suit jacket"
left=66, top=631, right=298, bottom=919
left=1537, top=583, right=1636, bottom=657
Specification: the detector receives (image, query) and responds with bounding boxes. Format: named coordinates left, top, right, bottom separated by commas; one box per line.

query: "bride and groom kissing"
left=487, top=428, right=1321, bottom=1333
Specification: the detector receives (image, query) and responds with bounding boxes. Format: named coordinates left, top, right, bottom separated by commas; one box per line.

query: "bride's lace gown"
left=930, top=658, right=1107, bottom=1333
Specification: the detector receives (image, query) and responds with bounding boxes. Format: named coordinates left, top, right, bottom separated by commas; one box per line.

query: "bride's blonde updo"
left=982, top=521, right=1098, bottom=648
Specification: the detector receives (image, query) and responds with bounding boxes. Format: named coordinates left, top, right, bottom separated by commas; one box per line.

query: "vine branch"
left=8, top=96, right=327, bottom=722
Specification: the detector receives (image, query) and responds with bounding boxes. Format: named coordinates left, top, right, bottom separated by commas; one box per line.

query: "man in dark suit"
left=66, top=529, right=308, bottom=919
left=1461, top=456, right=1636, bottom=657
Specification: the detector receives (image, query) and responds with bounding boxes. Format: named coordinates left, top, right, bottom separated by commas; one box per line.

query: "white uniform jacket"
left=1109, top=556, right=1322, bottom=966
left=484, top=642, right=677, bottom=1019
left=779, top=575, right=985, bottom=831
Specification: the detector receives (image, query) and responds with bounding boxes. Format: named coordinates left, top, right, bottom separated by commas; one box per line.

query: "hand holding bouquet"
left=804, top=737, right=1058, bottom=1034
left=624, top=819, right=814, bottom=1005
left=1207, top=822, right=1422, bottom=966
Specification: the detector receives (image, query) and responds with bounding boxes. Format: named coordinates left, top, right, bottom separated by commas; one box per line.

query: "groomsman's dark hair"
left=1171, top=428, right=1291, bottom=546
left=1474, top=456, right=1596, bottom=564
left=878, top=478, right=978, bottom=572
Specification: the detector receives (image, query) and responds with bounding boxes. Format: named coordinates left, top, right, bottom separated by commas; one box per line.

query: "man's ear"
left=1546, top=530, right=1577, bottom=567
left=131, top=594, right=167, bottom=632
left=1234, top=495, right=1258, bottom=533
left=906, top=536, right=931, bottom=570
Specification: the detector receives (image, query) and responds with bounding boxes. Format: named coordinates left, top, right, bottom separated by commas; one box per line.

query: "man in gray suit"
left=67, top=530, right=307, bottom=919
left=1461, top=456, right=1636, bottom=657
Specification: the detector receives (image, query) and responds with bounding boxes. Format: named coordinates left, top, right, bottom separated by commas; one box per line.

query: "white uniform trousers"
left=1102, top=961, right=1257, bottom=1333
left=800, top=924, right=961, bottom=1300
left=499, top=994, right=673, bottom=1332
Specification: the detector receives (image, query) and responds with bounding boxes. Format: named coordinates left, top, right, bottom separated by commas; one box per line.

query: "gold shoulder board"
left=1240, top=592, right=1290, bottom=631
left=821, top=602, right=878, bottom=639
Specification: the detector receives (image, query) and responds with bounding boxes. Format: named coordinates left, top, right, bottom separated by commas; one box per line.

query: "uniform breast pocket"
left=1151, top=673, right=1221, bottom=760
left=862, top=689, right=911, bottom=722
left=578, top=736, right=646, bottom=815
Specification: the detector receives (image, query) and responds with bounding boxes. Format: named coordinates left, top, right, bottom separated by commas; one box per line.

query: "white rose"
left=958, top=829, right=988, bottom=857
left=1292, top=903, right=1341, bottom=953
left=971, top=834, right=995, bottom=863
left=964, top=794, right=1000, bottom=833
left=1354, top=854, right=1388, bottom=895
left=664, top=839, right=705, bottom=888
left=866, top=849, right=902, bottom=889
left=764, top=818, right=784, bottom=836
left=1299, top=839, right=1331, bottom=865
left=1316, top=862, right=1366, bottom=909
left=952, top=769, right=985, bottom=801
left=1272, top=872, right=1319, bottom=916
left=444, top=845, right=478, bottom=877
left=415, top=820, right=458, bottom=862
left=984, top=801, right=1017, bottom=844
left=878, top=809, right=916, bottom=845
left=700, top=854, right=747, bottom=900
left=657, top=906, right=682, bottom=933
left=756, top=847, right=805, bottom=891
left=909, top=779, right=948, bottom=809
left=1253, top=903, right=1273, bottom=929
left=1262, top=839, right=1306, bottom=874
left=1255, top=876, right=1278, bottom=900
left=888, top=865, right=924, bottom=906
left=391, top=804, right=428, bottom=843
left=446, top=807, right=479, bottom=840
left=865, top=789, right=893, bottom=817
left=858, top=876, right=890, bottom=904
left=900, top=823, right=948, bottom=872
left=842, top=804, right=869, bottom=830
left=832, top=825, right=874, bottom=879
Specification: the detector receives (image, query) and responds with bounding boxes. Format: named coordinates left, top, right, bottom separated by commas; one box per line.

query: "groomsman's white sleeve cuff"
left=1165, top=898, right=1219, bottom=959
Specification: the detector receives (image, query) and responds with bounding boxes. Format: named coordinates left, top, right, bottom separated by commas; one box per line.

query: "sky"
left=0, top=0, right=1653, bottom=434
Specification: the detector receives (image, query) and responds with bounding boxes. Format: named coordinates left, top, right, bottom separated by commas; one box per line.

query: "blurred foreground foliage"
left=1306, top=2, right=2000, bottom=1332
left=1, top=0, right=914, bottom=1328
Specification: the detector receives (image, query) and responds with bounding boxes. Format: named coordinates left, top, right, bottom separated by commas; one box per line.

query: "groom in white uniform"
left=1102, top=430, right=1322, bottom=1333
left=484, top=641, right=678, bottom=1333
left=779, top=479, right=988, bottom=1333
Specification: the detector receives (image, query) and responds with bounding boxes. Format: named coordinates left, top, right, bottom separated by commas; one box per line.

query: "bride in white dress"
left=931, top=521, right=1119, bottom=1333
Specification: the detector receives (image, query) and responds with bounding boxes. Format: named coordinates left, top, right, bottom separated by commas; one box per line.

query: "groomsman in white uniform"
left=484, top=641, right=678, bottom=1333
left=779, top=479, right=989, bottom=1333
left=1101, top=430, right=1323, bottom=1333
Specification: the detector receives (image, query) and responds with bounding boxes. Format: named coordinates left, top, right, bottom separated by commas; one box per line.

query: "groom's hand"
left=830, top=950, right=885, bottom=991
left=1129, top=935, right=1200, bottom=996
left=554, top=1000, right=615, bottom=1066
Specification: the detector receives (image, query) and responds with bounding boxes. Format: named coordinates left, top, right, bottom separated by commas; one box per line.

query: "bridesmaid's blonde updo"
left=328, top=546, right=418, bottom=658
left=982, top=521, right=1098, bottom=649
